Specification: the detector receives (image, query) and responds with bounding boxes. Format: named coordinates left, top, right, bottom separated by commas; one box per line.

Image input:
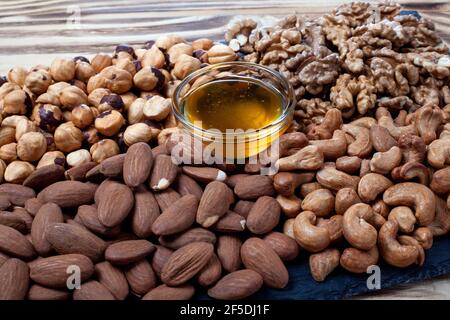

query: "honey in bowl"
left=182, top=78, right=282, bottom=132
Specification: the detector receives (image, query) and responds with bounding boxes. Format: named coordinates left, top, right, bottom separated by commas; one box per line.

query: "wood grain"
left=0, top=0, right=449, bottom=299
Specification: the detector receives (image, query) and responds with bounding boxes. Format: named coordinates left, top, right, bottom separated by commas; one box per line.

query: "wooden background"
left=0, top=0, right=449, bottom=299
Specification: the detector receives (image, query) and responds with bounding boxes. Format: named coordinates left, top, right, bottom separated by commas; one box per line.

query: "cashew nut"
left=428, top=195, right=450, bottom=236
left=388, top=206, right=416, bottom=233
left=343, top=203, right=377, bottom=250
left=430, top=167, right=450, bottom=194
left=307, top=108, right=342, bottom=140
left=369, top=146, right=402, bottom=174
left=370, top=125, right=397, bottom=152
left=413, top=227, right=433, bottom=250
left=397, top=235, right=425, bottom=266
left=378, top=114, right=417, bottom=140
left=349, top=117, right=377, bottom=129
left=293, top=211, right=331, bottom=252
left=342, top=124, right=372, bottom=158
left=378, top=220, right=421, bottom=268
left=283, top=218, right=295, bottom=239
left=340, top=246, right=379, bottom=274
left=273, top=172, right=315, bottom=196
left=392, top=162, right=431, bottom=185
left=316, top=166, right=360, bottom=191
left=276, top=145, right=324, bottom=171
left=335, top=188, right=361, bottom=215
left=301, top=189, right=335, bottom=217
left=372, top=199, right=390, bottom=218
left=383, top=182, right=436, bottom=226
left=427, top=136, right=450, bottom=169
left=309, top=248, right=340, bottom=282
left=336, top=156, right=361, bottom=174
left=276, top=194, right=302, bottom=218
left=398, top=134, right=426, bottom=164
left=358, top=173, right=393, bottom=203
left=278, top=132, right=309, bottom=157
left=299, top=182, right=322, bottom=198
left=316, top=215, right=343, bottom=242
left=368, top=212, right=386, bottom=230
left=415, top=105, right=443, bottom=144
left=309, top=129, right=347, bottom=160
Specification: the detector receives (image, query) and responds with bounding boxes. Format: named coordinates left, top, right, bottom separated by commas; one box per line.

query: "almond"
left=46, top=223, right=107, bottom=262
left=246, top=196, right=281, bottom=234
left=0, top=258, right=29, bottom=300
left=0, top=225, right=36, bottom=260
left=225, top=173, right=249, bottom=188
left=212, top=210, right=246, bottom=232
left=29, top=253, right=94, bottom=288
left=217, top=234, right=242, bottom=273
left=161, top=242, right=214, bottom=286
left=197, top=181, right=234, bottom=227
left=123, top=142, right=153, bottom=187
left=0, top=211, right=27, bottom=233
left=151, top=245, right=173, bottom=277
left=0, top=194, right=11, bottom=210
left=234, top=175, right=275, bottom=199
left=232, top=200, right=254, bottom=218
left=207, top=269, right=263, bottom=300
left=0, top=252, right=8, bottom=267
left=196, top=253, right=222, bottom=287
left=158, top=227, right=216, bottom=250
left=96, top=180, right=134, bottom=227
left=27, top=284, right=70, bottom=300
left=37, top=181, right=97, bottom=208
left=241, top=237, right=289, bottom=288
left=65, top=161, right=98, bottom=181
left=73, top=280, right=115, bottom=300
left=175, top=174, right=203, bottom=199
left=131, top=185, right=160, bottom=238
left=182, top=166, right=227, bottom=183
left=99, top=153, right=126, bottom=177
left=95, top=261, right=129, bottom=300
left=142, top=284, right=195, bottom=300
left=263, top=231, right=299, bottom=261
left=105, top=240, right=155, bottom=265
left=0, top=184, right=35, bottom=206
left=152, top=195, right=198, bottom=236
left=24, top=197, right=44, bottom=216
left=124, top=259, right=157, bottom=297
left=76, top=205, right=121, bottom=237
left=149, top=154, right=178, bottom=191
left=31, top=203, right=64, bottom=256
left=85, top=164, right=103, bottom=180
left=23, top=164, right=65, bottom=191
left=154, top=188, right=181, bottom=211
left=11, top=207, right=33, bottom=231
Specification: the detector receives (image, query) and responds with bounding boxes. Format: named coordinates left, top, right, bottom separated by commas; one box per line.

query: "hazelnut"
left=115, top=44, right=136, bottom=58
left=30, top=64, right=50, bottom=72
left=83, top=126, right=101, bottom=145
left=35, top=104, right=63, bottom=132
left=207, top=44, right=237, bottom=64
left=4, top=161, right=35, bottom=183
left=155, top=35, right=185, bottom=50
left=98, top=94, right=125, bottom=113
left=88, top=88, right=111, bottom=107
left=35, top=92, right=61, bottom=106
left=91, top=54, right=112, bottom=73
left=37, top=151, right=65, bottom=168
left=72, top=104, right=94, bottom=129
left=54, top=122, right=84, bottom=152
left=3, top=89, right=32, bottom=115
left=17, top=131, right=47, bottom=161
left=42, top=131, right=56, bottom=151
left=142, top=46, right=166, bottom=69
left=172, top=54, right=201, bottom=79
left=0, top=142, right=17, bottom=163
left=94, top=110, right=124, bottom=136
left=120, top=92, right=137, bottom=111
left=100, top=66, right=133, bottom=94
left=25, top=70, right=52, bottom=95
left=192, top=38, right=214, bottom=51
left=0, top=159, right=6, bottom=182
left=143, top=95, right=171, bottom=121
left=128, top=98, right=146, bottom=124
left=0, top=75, right=7, bottom=87
left=47, top=82, right=71, bottom=96
left=73, top=56, right=90, bottom=64
left=115, top=59, right=138, bottom=76
left=133, top=67, right=165, bottom=91
left=135, top=48, right=147, bottom=59
left=90, top=139, right=120, bottom=162
left=15, top=118, right=37, bottom=141
left=6, top=66, right=28, bottom=87
left=167, top=43, right=193, bottom=65
left=50, top=58, right=76, bottom=82
left=62, top=110, right=73, bottom=122
left=0, top=126, right=16, bottom=147
left=59, top=85, right=88, bottom=110
left=70, top=79, right=87, bottom=93
left=75, top=61, right=96, bottom=83
left=66, top=149, right=92, bottom=167
left=193, top=49, right=208, bottom=63
left=123, top=122, right=153, bottom=146
left=87, top=74, right=108, bottom=94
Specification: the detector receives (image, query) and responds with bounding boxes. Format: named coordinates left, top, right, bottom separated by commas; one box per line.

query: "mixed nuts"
left=0, top=1, right=450, bottom=300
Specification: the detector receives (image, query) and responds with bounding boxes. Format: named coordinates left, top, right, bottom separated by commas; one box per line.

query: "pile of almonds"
left=0, top=1, right=450, bottom=300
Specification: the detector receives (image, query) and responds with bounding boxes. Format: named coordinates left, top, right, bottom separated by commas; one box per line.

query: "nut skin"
left=343, top=203, right=377, bottom=251
left=293, top=211, right=330, bottom=252
left=98, top=94, right=125, bottom=113
left=35, top=104, right=63, bottom=132
left=95, top=110, right=124, bottom=137
left=17, top=132, right=47, bottom=162
left=309, top=248, right=340, bottom=282
left=37, top=151, right=65, bottom=169
left=54, top=122, right=84, bottom=153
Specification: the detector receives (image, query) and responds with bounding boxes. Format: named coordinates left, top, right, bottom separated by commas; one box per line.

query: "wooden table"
left=0, top=0, right=449, bottom=299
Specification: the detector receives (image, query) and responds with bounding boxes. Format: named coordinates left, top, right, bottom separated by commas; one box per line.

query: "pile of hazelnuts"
left=0, top=37, right=238, bottom=184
